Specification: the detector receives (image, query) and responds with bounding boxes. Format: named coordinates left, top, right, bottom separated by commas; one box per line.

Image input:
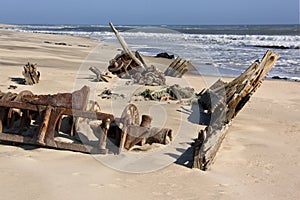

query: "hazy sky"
left=1, top=0, right=299, bottom=25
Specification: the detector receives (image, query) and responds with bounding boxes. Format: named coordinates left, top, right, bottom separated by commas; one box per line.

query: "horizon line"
left=1, top=22, right=299, bottom=26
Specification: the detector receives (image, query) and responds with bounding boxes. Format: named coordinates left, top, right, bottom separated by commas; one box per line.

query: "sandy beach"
left=0, top=28, right=300, bottom=200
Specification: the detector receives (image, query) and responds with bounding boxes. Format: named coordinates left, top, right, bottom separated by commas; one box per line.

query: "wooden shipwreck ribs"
left=193, top=50, right=279, bottom=170
left=0, top=86, right=173, bottom=154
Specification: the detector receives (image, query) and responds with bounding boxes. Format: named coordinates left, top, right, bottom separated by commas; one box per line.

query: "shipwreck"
left=0, top=22, right=279, bottom=171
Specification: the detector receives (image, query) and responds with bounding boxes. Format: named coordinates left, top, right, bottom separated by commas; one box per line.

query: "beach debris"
left=117, top=104, right=173, bottom=152
left=108, top=22, right=168, bottom=85
left=0, top=87, right=172, bottom=154
left=136, top=84, right=195, bottom=101
left=0, top=86, right=113, bottom=153
left=44, top=41, right=74, bottom=47
left=78, top=44, right=90, bottom=48
left=155, top=52, right=175, bottom=59
left=8, top=85, right=17, bottom=90
left=98, top=88, right=125, bottom=99
left=55, top=42, right=68, bottom=46
left=130, top=65, right=166, bottom=86
left=193, top=50, right=279, bottom=170
left=89, top=66, right=112, bottom=82
left=22, top=62, right=40, bottom=85
left=109, top=22, right=189, bottom=79
left=108, top=52, right=144, bottom=78
left=164, top=56, right=190, bottom=78
left=109, top=22, right=146, bottom=70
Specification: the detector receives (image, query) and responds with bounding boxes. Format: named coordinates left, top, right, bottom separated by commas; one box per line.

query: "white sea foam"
left=7, top=24, right=300, bottom=79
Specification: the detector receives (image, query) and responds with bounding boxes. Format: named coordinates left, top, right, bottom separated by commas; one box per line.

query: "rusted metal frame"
left=0, top=101, right=114, bottom=121
left=0, top=132, right=102, bottom=154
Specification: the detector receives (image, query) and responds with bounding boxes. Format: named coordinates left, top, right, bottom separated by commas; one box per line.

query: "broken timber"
left=89, top=66, right=112, bottom=82
left=164, top=57, right=190, bottom=78
left=193, top=50, right=279, bottom=170
left=22, top=62, right=40, bottom=85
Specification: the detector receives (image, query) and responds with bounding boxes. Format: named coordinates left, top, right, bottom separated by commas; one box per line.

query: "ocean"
left=6, top=24, right=300, bottom=80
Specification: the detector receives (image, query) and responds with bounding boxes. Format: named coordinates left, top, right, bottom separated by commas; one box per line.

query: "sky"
left=0, top=0, right=299, bottom=25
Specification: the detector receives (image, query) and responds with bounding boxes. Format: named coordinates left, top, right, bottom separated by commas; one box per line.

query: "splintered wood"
left=164, top=57, right=190, bottom=78
left=89, top=66, right=112, bottom=82
left=193, top=50, right=279, bottom=170
left=22, top=62, right=40, bottom=85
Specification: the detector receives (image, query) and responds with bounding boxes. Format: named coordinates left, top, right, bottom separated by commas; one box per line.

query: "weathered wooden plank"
left=193, top=125, right=229, bottom=170
left=193, top=50, right=279, bottom=170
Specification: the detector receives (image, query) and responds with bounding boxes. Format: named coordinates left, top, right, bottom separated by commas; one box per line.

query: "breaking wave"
left=6, top=24, right=300, bottom=79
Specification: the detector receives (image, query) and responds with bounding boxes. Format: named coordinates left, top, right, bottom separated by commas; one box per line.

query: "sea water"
left=7, top=24, right=300, bottom=80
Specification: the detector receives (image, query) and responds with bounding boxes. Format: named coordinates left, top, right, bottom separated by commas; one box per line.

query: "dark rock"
left=272, top=76, right=288, bottom=80
left=155, top=52, right=175, bottom=59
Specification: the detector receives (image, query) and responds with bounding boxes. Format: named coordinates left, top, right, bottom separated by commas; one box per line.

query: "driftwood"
left=22, top=62, right=40, bottom=85
left=193, top=50, right=279, bottom=170
left=89, top=66, right=112, bottom=82
left=164, top=57, right=189, bottom=78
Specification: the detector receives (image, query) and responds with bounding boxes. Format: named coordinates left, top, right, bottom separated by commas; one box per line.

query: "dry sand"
left=0, top=29, right=299, bottom=200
